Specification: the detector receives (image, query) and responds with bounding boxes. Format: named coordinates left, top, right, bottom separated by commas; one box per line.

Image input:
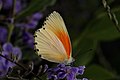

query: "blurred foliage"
left=84, top=64, right=116, bottom=80
left=16, top=0, right=56, bottom=19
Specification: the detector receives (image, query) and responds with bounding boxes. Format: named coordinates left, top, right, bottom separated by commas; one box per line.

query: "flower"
left=0, top=0, right=2, bottom=10
left=2, top=0, right=13, bottom=10
left=1, top=0, right=22, bottom=14
left=25, top=12, right=43, bottom=29
left=15, top=12, right=43, bottom=49
left=15, top=0, right=22, bottom=13
left=22, top=31, right=34, bottom=48
left=82, top=78, right=88, bottom=80
left=0, top=58, right=9, bottom=77
left=0, top=43, right=22, bottom=77
left=0, top=27, right=7, bottom=43
left=46, top=64, right=86, bottom=80
left=2, top=43, right=22, bottom=67
left=16, top=12, right=43, bottom=29
left=0, top=0, right=42, bottom=48
left=43, top=64, right=48, bottom=73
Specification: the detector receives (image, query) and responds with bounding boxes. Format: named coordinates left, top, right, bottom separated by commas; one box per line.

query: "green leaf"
left=86, top=7, right=120, bottom=41
left=16, top=0, right=56, bottom=19
left=22, top=48, right=38, bottom=60
left=72, top=21, right=98, bottom=65
left=73, top=36, right=97, bottom=66
left=84, top=64, right=116, bottom=80
left=87, top=16, right=120, bottom=41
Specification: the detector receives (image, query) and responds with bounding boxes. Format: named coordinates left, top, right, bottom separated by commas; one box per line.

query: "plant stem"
left=12, top=0, right=16, bottom=18
left=7, top=23, right=14, bottom=42
left=7, top=0, right=16, bottom=42
left=73, top=26, right=90, bottom=57
left=102, top=0, right=120, bottom=32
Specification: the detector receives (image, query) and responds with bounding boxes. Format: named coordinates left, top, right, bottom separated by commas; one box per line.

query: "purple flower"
left=0, top=51, right=11, bottom=77
left=43, top=64, right=48, bottom=73
left=2, top=43, right=22, bottom=67
left=2, top=0, right=13, bottom=9
left=31, top=12, right=43, bottom=21
left=3, top=42, right=13, bottom=52
left=22, top=31, right=34, bottom=48
left=12, top=47, right=22, bottom=61
left=82, top=78, right=88, bottom=80
left=0, top=27, right=7, bottom=43
left=1, top=0, right=22, bottom=14
left=16, top=12, right=43, bottom=29
left=0, top=59, right=9, bottom=77
left=15, top=0, right=22, bottom=13
left=46, top=64, right=86, bottom=80
left=16, top=13, right=43, bottom=48
left=0, top=0, right=2, bottom=10
left=78, top=66, right=85, bottom=75
left=0, top=43, right=22, bottom=77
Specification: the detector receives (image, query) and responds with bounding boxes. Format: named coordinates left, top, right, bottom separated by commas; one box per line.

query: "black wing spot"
left=44, top=23, right=46, bottom=25
left=43, top=28, right=45, bottom=30
left=34, top=35, right=37, bottom=37
left=34, top=49, right=39, bottom=52
left=37, top=29, right=40, bottom=32
left=36, top=49, right=39, bottom=51
left=39, top=55, right=41, bottom=57
left=34, top=49, right=36, bottom=52
left=34, top=42, right=37, bottom=45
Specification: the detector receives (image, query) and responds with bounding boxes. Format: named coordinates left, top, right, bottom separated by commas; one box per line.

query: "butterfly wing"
left=34, top=11, right=72, bottom=63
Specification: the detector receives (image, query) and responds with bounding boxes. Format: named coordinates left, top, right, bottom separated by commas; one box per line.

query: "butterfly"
left=34, top=11, right=74, bottom=64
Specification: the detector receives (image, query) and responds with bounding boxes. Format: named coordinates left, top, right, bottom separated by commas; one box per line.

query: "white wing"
left=34, top=11, right=72, bottom=63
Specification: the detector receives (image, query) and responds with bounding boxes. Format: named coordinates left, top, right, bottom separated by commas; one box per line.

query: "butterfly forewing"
left=34, top=11, right=72, bottom=63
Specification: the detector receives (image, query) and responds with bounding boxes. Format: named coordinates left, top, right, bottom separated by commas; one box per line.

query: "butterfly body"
left=34, top=11, right=73, bottom=64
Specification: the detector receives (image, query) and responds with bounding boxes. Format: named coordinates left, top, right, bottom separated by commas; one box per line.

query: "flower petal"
left=71, top=67, right=79, bottom=74
left=12, top=47, right=22, bottom=61
left=82, top=78, right=88, bottom=80
left=57, top=72, right=66, bottom=79
left=67, top=72, right=75, bottom=80
left=0, top=27, right=7, bottom=43
left=78, top=66, right=85, bottom=75
left=32, top=12, right=43, bottom=21
left=3, top=43, right=13, bottom=52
